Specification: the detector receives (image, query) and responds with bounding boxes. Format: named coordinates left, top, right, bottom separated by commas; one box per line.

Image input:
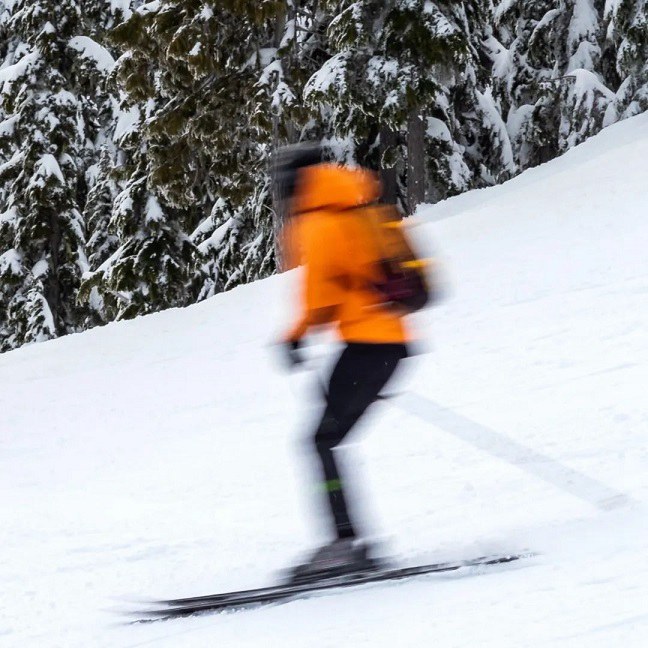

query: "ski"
left=132, top=552, right=533, bottom=621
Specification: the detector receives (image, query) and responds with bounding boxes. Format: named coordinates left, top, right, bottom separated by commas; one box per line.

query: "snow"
left=2, top=113, right=648, bottom=646
left=145, top=194, right=164, bottom=223
left=0, top=206, right=18, bottom=226
left=0, top=113, right=18, bottom=137
left=34, top=154, right=65, bottom=185
left=565, top=68, right=615, bottom=101
left=280, top=18, right=295, bottom=50
left=367, top=57, right=399, bottom=87
left=568, top=0, right=599, bottom=52
left=113, top=105, right=140, bottom=143
left=190, top=203, right=219, bottom=241
left=258, top=59, right=282, bottom=85
left=494, top=0, right=516, bottom=23
left=257, top=47, right=276, bottom=67
left=198, top=216, right=237, bottom=255
left=27, top=290, right=56, bottom=341
left=0, top=51, right=39, bottom=95
left=484, top=35, right=512, bottom=80
left=53, top=89, right=77, bottom=106
left=0, top=248, right=22, bottom=276
left=0, top=150, right=23, bottom=176
left=304, top=53, right=349, bottom=98
left=68, top=36, right=116, bottom=73
left=113, top=187, right=134, bottom=221
left=448, top=148, right=471, bottom=190
left=567, top=40, right=600, bottom=73
left=31, top=258, right=49, bottom=279
left=321, top=134, right=356, bottom=164
left=35, top=106, right=61, bottom=131
left=506, top=104, right=534, bottom=141
left=200, top=5, right=214, bottom=21
left=94, top=242, right=127, bottom=274
left=111, top=0, right=133, bottom=17
left=137, top=1, right=161, bottom=16
left=476, top=87, right=516, bottom=173
left=561, top=69, right=616, bottom=146
left=425, top=5, right=455, bottom=38
left=532, top=7, right=561, bottom=37
left=604, top=0, right=623, bottom=17
left=426, top=116, right=451, bottom=142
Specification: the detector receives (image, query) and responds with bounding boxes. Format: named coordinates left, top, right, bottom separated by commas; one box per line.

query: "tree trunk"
left=407, top=110, right=426, bottom=215
left=270, top=3, right=289, bottom=271
left=379, top=127, right=398, bottom=205
left=271, top=120, right=287, bottom=272
left=45, top=208, right=61, bottom=335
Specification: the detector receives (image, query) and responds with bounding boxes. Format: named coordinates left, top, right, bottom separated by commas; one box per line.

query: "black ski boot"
left=287, top=538, right=380, bottom=584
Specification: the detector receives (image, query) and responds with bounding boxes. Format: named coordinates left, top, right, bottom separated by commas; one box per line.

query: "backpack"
left=364, top=205, right=433, bottom=314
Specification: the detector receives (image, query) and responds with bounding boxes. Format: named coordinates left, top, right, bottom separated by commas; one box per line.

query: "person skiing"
left=274, top=144, right=416, bottom=582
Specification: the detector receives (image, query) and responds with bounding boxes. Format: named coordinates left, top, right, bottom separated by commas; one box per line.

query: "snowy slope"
left=2, top=114, right=648, bottom=648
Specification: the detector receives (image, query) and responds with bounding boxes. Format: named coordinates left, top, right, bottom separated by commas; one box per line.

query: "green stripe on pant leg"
left=322, top=478, right=342, bottom=492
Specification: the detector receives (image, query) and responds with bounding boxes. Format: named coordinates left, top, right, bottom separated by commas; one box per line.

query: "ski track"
left=2, top=114, right=648, bottom=647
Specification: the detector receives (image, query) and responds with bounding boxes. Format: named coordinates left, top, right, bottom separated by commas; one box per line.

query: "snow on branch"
left=0, top=249, right=23, bottom=277
left=68, top=36, right=116, bottom=73
left=0, top=52, right=39, bottom=96
left=32, top=154, right=65, bottom=186
left=304, top=53, right=349, bottom=99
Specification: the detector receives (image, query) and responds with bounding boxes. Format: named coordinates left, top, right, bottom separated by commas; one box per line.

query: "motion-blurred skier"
left=274, top=144, right=428, bottom=582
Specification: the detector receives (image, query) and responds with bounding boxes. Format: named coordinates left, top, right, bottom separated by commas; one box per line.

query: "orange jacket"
left=284, top=163, right=410, bottom=345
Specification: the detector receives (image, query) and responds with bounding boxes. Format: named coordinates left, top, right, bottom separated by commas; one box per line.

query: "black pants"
left=313, top=342, right=408, bottom=540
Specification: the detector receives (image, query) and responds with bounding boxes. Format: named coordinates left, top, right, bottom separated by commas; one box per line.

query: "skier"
left=274, top=144, right=413, bottom=582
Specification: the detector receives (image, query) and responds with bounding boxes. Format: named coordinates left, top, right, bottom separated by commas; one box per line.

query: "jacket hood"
left=292, top=163, right=381, bottom=214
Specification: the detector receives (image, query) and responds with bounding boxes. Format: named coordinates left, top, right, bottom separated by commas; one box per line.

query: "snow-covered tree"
left=490, top=1, right=564, bottom=168
left=1, top=0, right=646, bottom=352
left=79, top=1, right=206, bottom=320
left=302, top=1, right=514, bottom=210
left=74, top=3, right=134, bottom=328
left=0, top=0, right=117, bottom=350
left=602, top=0, right=648, bottom=121
left=81, top=0, right=291, bottom=313
left=490, top=0, right=647, bottom=170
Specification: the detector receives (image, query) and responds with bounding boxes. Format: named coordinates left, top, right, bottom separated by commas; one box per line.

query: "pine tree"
left=177, top=0, right=281, bottom=296
left=490, top=0, right=647, bottom=171
left=303, top=1, right=513, bottom=210
left=83, top=145, right=119, bottom=325
left=553, top=0, right=616, bottom=152
left=602, top=0, right=648, bottom=120
left=78, top=1, right=134, bottom=327
left=81, top=1, right=287, bottom=312
left=2, top=0, right=646, bottom=352
left=0, top=0, right=115, bottom=350
left=79, top=1, right=206, bottom=320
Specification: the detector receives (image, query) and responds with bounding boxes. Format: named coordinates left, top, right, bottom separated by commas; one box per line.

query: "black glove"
left=283, top=338, right=304, bottom=369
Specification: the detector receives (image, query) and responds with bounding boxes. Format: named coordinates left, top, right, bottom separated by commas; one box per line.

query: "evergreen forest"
left=0, top=0, right=646, bottom=351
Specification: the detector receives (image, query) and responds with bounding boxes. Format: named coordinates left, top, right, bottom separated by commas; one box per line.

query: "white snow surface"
left=2, top=114, right=648, bottom=647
